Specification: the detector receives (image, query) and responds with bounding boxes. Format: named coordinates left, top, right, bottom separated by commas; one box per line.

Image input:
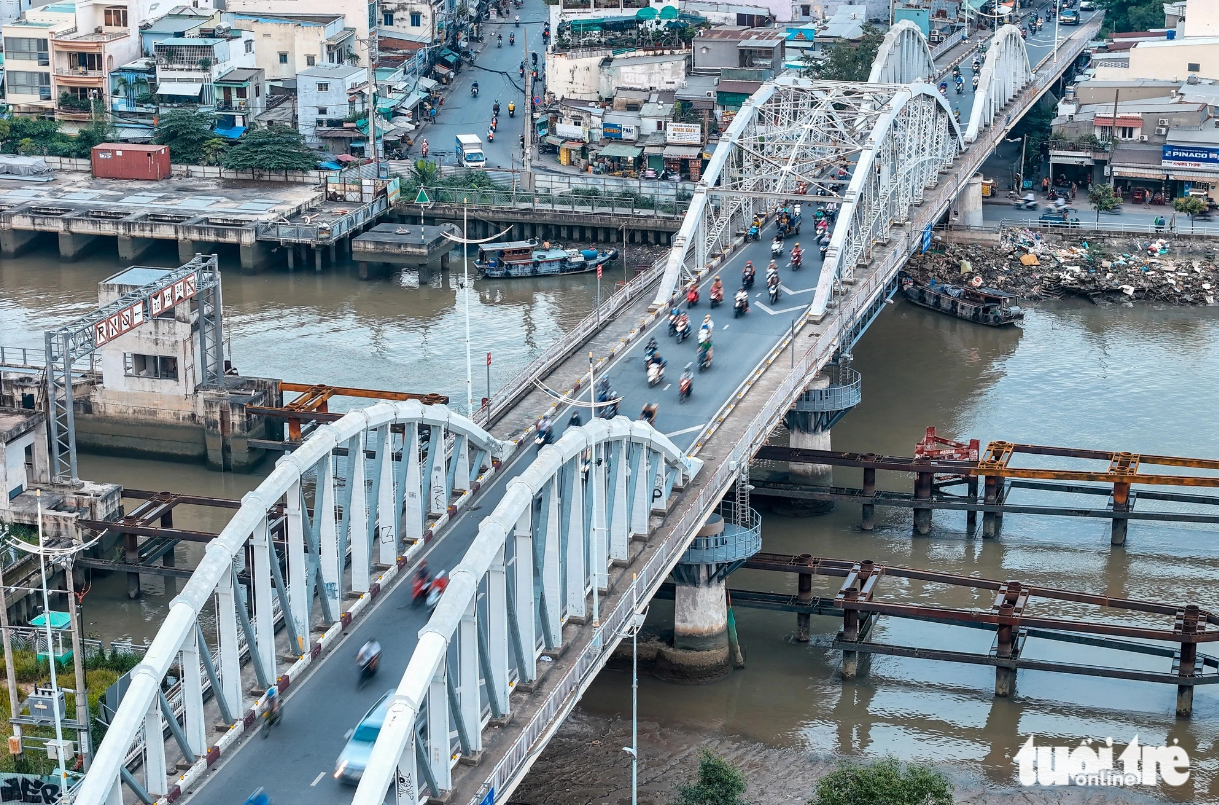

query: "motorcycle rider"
left=497, top=33, right=502, bottom=46
left=537, top=412, right=554, bottom=443
left=791, top=242, right=803, bottom=267
left=262, top=684, right=280, bottom=723
left=515, top=14, right=520, bottom=24
left=509, top=31, right=515, bottom=44
left=766, top=260, right=779, bottom=284
left=771, top=236, right=783, bottom=257
left=357, top=638, right=382, bottom=677
left=734, top=286, right=749, bottom=314
left=709, top=275, right=724, bottom=303
left=698, top=314, right=713, bottom=344
left=678, top=364, right=693, bottom=399
left=508, top=101, right=516, bottom=117
left=493, top=100, right=501, bottom=115
left=675, top=310, right=691, bottom=340
left=742, top=260, right=755, bottom=288
left=767, top=270, right=781, bottom=301
left=472, top=80, right=480, bottom=95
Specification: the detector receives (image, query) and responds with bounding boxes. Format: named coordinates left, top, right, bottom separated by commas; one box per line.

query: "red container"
left=91, top=143, right=171, bottom=180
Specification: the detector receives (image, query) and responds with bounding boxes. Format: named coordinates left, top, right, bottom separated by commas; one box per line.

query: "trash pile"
left=906, top=228, right=1219, bottom=305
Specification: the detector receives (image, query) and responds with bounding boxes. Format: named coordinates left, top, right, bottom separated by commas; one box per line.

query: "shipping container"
left=91, top=143, right=171, bottom=181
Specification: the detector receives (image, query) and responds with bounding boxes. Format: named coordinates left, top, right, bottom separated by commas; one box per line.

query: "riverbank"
left=515, top=708, right=1168, bottom=805
left=907, top=228, right=1219, bottom=305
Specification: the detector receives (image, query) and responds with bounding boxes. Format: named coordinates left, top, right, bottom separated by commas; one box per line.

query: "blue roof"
left=229, top=13, right=324, bottom=25
left=214, top=125, right=247, bottom=139
left=106, top=267, right=173, bottom=287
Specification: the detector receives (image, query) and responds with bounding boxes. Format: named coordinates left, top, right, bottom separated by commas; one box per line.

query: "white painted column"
left=249, top=510, right=276, bottom=681
left=350, top=431, right=371, bottom=593
left=488, top=544, right=510, bottom=707
left=105, top=776, right=123, bottom=805
left=143, top=696, right=167, bottom=796
left=426, top=669, right=451, bottom=793
left=215, top=564, right=243, bottom=721
left=513, top=505, right=537, bottom=680
left=377, top=427, right=398, bottom=565
left=609, top=439, right=629, bottom=562
left=631, top=445, right=651, bottom=536
left=179, top=625, right=207, bottom=756
left=542, top=480, right=562, bottom=642
left=591, top=443, right=608, bottom=591
left=393, top=724, right=419, bottom=805
left=285, top=478, right=309, bottom=653
left=458, top=599, right=481, bottom=754
left=403, top=425, right=424, bottom=542
left=453, top=434, right=470, bottom=492
left=564, top=461, right=586, bottom=619
left=318, top=455, right=341, bottom=616
left=650, top=449, right=669, bottom=513
left=428, top=425, right=449, bottom=516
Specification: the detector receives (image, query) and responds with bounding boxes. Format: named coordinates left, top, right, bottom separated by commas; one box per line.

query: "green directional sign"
left=415, top=188, right=431, bottom=204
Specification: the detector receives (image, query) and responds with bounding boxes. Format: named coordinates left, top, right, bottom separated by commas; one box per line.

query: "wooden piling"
left=861, top=467, right=876, bottom=531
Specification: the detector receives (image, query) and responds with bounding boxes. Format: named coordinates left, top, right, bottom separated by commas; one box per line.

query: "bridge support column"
left=958, top=174, right=985, bottom=228
left=659, top=563, right=732, bottom=684
left=58, top=232, right=101, bottom=261
left=142, top=694, right=167, bottom=796
left=180, top=626, right=207, bottom=756
left=513, top=507, right=537, bottom=683
left=994, top=602, right=1018, bottom=697
left=861, top=467, right=876, bottom=531
left=1177, top=606, right=1200, bottom=717
left=913, top=469, right=933, bottom=535
left=285, top=477, right=310, bottom=653
left=240, top=241, right=274, bottom=273
left=349, top=431, right=371, bottom=593
left=780, top=371, right=849, bottom=515
left=1111, top=481, right=1130, bottom=547
left=215, top=568, right=243, bottom=725
left=966, top=476, right=979, bottom=534
left=1, top=228, right=41, bottom=257
left=982, top=475, right=1002, bottom=538
left=317, top=455, right=343, bottom=616
left=118, top=236, right=156, bottom=263
left=178, top=240, right=204, bottom=265
left=375, top=427, right=398, bottom=566
left=250, top=511, right=277, bottom=682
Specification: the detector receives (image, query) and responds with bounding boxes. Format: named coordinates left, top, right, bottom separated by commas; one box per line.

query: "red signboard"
left=94, top=272, right=198, bottom=346
left=486, top=352, right=492, bottom=366
left=596, top=265, right=602, bottom=279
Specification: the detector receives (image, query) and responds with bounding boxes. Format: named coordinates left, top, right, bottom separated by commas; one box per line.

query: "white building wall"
left=601, top=55, right=686, bottom=95
left=225, top=0, right=372, bottom=64
left=1183, top=0, right=1219, bottom=38
left=1126, top=39, right=1219, bottom=81
left=547, top=51, right=604, bottom=101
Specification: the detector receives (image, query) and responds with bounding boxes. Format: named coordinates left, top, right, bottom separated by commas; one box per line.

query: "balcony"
left=55, top=67, right=104, bottom=77
left=56, top=28, right=129, bottom=45
left=215, top=99, right=251, bottom=112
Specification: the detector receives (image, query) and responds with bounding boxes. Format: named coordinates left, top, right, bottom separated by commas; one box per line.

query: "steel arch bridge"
left=867, top=19, right=937, bottom=84
left=76, top=401, right=509, bottom=805
left=651, top=76, right=963, bottom=313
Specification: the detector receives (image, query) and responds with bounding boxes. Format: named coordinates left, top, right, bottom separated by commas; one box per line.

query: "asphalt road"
left=184, top=19, right=1099, bottom=804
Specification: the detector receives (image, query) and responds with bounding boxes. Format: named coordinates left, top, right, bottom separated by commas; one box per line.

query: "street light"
left=620, top=575, right=647, bottom=805
left=5, top=491, right=102, bottom=793
left=440, top=209, right=513, bottom=415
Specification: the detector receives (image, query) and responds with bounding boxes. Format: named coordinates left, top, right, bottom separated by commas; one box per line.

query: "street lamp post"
left=620, top=576, right=647, bottom=805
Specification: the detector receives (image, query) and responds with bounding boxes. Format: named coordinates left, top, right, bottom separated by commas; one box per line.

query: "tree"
left=1099, top=0, right=1163, bottom=34
left=1172, top=195, right=1208, bottom=232
left=411, top=158, right=440, bottom=186
left=154, top=110, right=216, bottom=164
left=802, top=24, right=884, bottom=82
left=200, top=137, right=230, bottom=166
left=810, top=758, right=953, bottom=805
left=671, top=750, right=748, bottom=805
left=222, top=124, right=317, bottom=172
left=1088, top=183, right=1120, bottom=224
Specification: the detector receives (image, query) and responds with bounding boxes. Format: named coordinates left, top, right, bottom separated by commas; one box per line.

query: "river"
left=3, top=244, right=1218, bottom=802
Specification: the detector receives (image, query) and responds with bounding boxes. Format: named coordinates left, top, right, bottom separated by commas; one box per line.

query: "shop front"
left=662, top=144, right=704, bottom=180
left=594, top=142, right=642, bottom=176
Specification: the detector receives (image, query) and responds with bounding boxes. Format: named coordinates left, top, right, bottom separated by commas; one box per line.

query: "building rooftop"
left=1075, top=97, right=1203, bottom=114
left=0, top=408, right=43, bottom=445
left=299, top=64, right=364, bottom=78
left=226, top=12, right=344, bottom=25
left=105, top=266, right=175, bottom=288
left=1110, top=144, right=1164, bottom=165
left=143, top=15, right=206, bottom=34
left=1134, top=35, right=1219, bottom=48
left=697, top=25, right=764, bottom=40
left=217, top=67, right=261, bottom=83
left=1166, top=127, right=1219, bottom=145
left=821, top=4, right=867, bottom=38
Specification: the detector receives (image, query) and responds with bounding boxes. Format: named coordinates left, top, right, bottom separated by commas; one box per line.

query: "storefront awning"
left=1112, top=166, right=1167, bottom=180
left=158, top=82, right=202, bottom=97
left=1167, top=170, right=1219, bottom=182
left=599, top=143, right=642, bottom=159
left=214, top=125, right=246, bottom=139
left=544, top=135, right=565, bottom=146
left=663, top=145, right=702, bottom=159
left=570, top=17, right=605, bottom=31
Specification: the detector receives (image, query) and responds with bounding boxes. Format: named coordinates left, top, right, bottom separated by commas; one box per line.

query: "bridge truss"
left=76, top=401, right=506, bottom=805
left=351, top=419, right=701, bottom=805
left=652, top=78, right=962, bottom=311
left=868, top=20, right=937, bottom=84
left=964, top=24, right=1033, bottom=143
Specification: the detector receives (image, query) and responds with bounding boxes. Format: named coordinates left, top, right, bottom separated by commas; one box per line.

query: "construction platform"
left=351, top=223, right=460, bottom=278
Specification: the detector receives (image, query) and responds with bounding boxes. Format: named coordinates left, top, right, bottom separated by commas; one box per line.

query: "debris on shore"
left=906, top=228, right=1219, bottom=305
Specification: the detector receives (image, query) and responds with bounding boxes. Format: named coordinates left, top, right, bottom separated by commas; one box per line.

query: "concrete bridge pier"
left=118, top=236, right=157, bottom=263
left=957, top=174, right=984, bottom=228
left=657, top=498, right=761, bottom=683
left=780, top=365, right=862, bottom=515
left=178, top=240, right=210, bottom=265
left=240, top=242, right=275, bottom=273
left=1, top=228, right=43, bottom=257
left=59, top=232, right=103, bottom=261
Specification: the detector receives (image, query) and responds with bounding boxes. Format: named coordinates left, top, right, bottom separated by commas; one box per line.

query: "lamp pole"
left=621, top=576, right=646, bottom=805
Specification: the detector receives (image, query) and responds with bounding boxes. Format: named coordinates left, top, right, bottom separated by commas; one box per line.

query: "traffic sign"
left=596, top=265, right=602, bottom=279
left=486, top=352, right=492, bottom=366
left=415, top=188, right=431, bottom=204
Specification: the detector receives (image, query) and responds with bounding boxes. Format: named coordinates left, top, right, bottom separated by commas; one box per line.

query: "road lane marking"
left=754, top=301, right=807, bottom=315
left=780, top=285, right=814, bottom=295
left=664, top=423, right=707, bottom=438
left=311, top=772, right=326, bottom=787
left=662, top=383, right=672, bottom=391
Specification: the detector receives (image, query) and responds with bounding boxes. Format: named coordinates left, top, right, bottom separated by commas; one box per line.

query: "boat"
left=900, top=274, right=1024, bottom=326
left=476, top=238, right=618, bottom=278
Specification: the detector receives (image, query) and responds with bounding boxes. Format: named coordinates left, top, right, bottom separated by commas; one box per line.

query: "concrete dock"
left=351, top=222, right=459, bottom=279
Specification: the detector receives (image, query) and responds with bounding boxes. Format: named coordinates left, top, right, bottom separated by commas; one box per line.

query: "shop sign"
left=1162, top=143, right=1219, bottom=169
left=555, top=122, right=586, bottom=141
left=666, top=122, right=702, bottom=145
left=602, top=123, right=637, bottom=141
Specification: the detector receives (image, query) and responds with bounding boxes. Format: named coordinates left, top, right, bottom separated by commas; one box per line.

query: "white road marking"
left=781, top=285, right=814, bottom=295
left=311, top=772, right=326, bottom=787
left=664, top=423, right=707, bottom=438
left=754, top=301, right=806, bottom=316
left=662, top=383, right=672, bottom=391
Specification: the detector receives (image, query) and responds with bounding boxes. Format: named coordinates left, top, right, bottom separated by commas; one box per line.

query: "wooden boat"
left=900, top=275, right=1024, bottom=326
left=476, top=238, right=618, bottom=278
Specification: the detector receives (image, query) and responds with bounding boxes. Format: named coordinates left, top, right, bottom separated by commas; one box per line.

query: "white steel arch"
left=811, top=83, right=962, bottom=316
left=76, top=401, right=506, bottom=805
left=867, top=20, right=936, bottom=84
left=964, top=24, right=1033, bottom=143
left=351, top=418, right=701, bottom=805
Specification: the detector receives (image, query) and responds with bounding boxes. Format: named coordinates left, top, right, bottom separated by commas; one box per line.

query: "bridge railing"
left=255, top=196, right=388, bottom=244
left=416, top=186, right=689, bottom=217
left=474, top=253, right=668, bottom=427
left=941, top=220, right=1219, bottom=237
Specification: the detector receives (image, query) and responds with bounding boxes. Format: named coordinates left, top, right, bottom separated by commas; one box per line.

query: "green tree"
left=802, top=24, right=884, bottom=82
left=411, top=158, right=440, bottom=186
left=1088, top=183, right=1120, bottom=223
left=671, top=750, right=748, bottom=805
left=810, top=758, right=953, bottom=805
left=1172, top=194, right=1208, bottom=232
left=222, top=124, right=317, bottom=172
left=1099, top=0, right=1163, bottom=34
left=154, top=109, right=216, bottom=164
left=200, top=137, right=230, bottom=166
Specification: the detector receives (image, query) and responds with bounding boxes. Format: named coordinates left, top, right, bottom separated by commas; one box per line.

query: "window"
left=278, top=51, right=289, bottom=64
left=103, top=6, right=128, bottom=26
left=8, top=71, right=51, bottom=99
left=316, top=82, right=329, bottom=92
left=70, top=52, right=103, bottom=71
left=383, top=11, right=393, bottom=25
left=236, top=86, right=247, bottom=98
left=800, top=4, right=810, bottom=14
left=1188, top=62, right=1200, bottom=72
left=245, top=39, right=253, bottom=53
left=410, top=11, right=422, bottom=25
left=317, top=106, right=328, bottom=114
left=4, top=37, right=49, bottom=65
left=123, top=353, right=179, bottom=381
left=306, top=54, right=316, bottom=66
left=1118, top=125, right=1135, bottom=139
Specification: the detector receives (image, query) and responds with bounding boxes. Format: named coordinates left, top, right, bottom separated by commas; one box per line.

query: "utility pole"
left=0, top=556, right=22, bottom=764
left=64, top=559, right=90, bottom=769
left=1017, top=133, right=1027, bottom=192
left=366, top=1, right=381, bottom=179
left=1108, top=89, right=1120, bottom=188
left=523, top=28, right=533, bottom=192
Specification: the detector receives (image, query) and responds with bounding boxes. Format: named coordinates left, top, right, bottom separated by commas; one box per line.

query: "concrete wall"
left=35, top=157, right=337, bottom=184
left=225, top=0, right=372, bottom=65
left=380, top=1, right=437, bottom=45
left=601, top=55, right=687, bottom=97
left=235, top=17, right=335, bottom=82
left=547, top=51, right=604, bottom=101
left=1126, top=40, right=1219, bottom=81
left=2, top=431, right=36, bottom=503
left=1183, top=0, right=1219, bottom=38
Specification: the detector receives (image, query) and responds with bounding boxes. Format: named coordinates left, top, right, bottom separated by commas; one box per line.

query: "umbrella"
left=659, top=5, right=679, bottom=19
left=636, top=6, right=658, bottom=20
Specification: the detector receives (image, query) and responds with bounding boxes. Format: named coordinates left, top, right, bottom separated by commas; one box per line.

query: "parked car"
left=334, top=689, right=395, bottom=784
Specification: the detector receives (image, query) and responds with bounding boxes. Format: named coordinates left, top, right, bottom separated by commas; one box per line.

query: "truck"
left=455, top=135, right=486, bottom=168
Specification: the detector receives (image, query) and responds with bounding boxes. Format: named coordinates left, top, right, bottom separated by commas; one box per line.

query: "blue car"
left=334, top=689, right=395, bottom=784
left=1061, top=9, right=1079, bottom=24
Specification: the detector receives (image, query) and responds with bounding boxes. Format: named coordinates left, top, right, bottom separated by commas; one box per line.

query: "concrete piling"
left=912, top=469, right=933, bottom=535
left=840, top=588, right=860, bottom=679
left=966, top=475, right=979, bottom=534
left=995, top=602, right=1017, bottom=697
left=58, top=232, right=101, bottom=261
left=1177, top=605, right=1200, bottom=717
left=982, top=475, right=1000, bottom=538
left=1111, top=481, right=1130, bottom=546
left=796, top=565, right=813, bottom=642
left=118, top=236, right=157, bottom=263
left=860, top=466, right=876, bottom=531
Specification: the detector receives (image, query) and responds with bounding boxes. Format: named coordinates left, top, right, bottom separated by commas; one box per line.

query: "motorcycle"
left=639, top=404, right=658, bottom=426
left=771, top=238, right=783, bottom=258
left=534, top=419, right=554, bottom=451
left=497, top=36, right=502, bottom=48
left=747, top=224, right=760, bottom=241
left=411, top=567, right=433, bottom=606
left=509, top=33, right=515, bottom=45
left=647, top=360, right=665, bottom=387
left=697, top=342, right=713, bottom=372
left=645, top=337, right=660, bottom=365
left=678, top=368, right=693, bottom=402
left=261, top=700, right=281, bottom=736
left=472, top=84, right=480, bottom=95
left=508, top=104, right=516, bottom=118
left=358, top=656, right=379, bottom=688
left=515, top=16, right=520, bottom=25
left=955, top=81, right=964, bottom=94
left=742, top=266, right=755, bottom=289
left=972, top=76, right=979, bottom=90
left=939, top=82, right=948, bottom=95
left=709, top=285, right=723, bottom=308
left=1013, top=198, right=1037, bottom=210
left=686, top=285, right=699, bottom=307
left=675, top=316, right=690, bottom=344
left=425, top=571, right=448, bottom=612
left=733, top=292, right=749, bottom=318
left=768, top=278, right=781, bottom=304
left=790, top=249, right=802, bottom=271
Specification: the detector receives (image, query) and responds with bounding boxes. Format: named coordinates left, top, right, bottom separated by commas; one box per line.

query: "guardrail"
left=0, top=346, right=44, bottom=369
left=944, top=219, right=1219, bottom=237
left=256, top=196, right=388, bottom=244
left=413, top=186, right=689, bottom=218
left=473, top=253, right=668, bottom=427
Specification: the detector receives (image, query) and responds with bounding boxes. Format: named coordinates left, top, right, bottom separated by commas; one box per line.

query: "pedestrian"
left=1041, top=176, right=1049, bottom=194
left=1070, top=182, right=1076, bottom=201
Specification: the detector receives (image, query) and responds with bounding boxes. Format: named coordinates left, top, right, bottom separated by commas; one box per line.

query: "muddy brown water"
left=4, top=242, right=1219, bottom=801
